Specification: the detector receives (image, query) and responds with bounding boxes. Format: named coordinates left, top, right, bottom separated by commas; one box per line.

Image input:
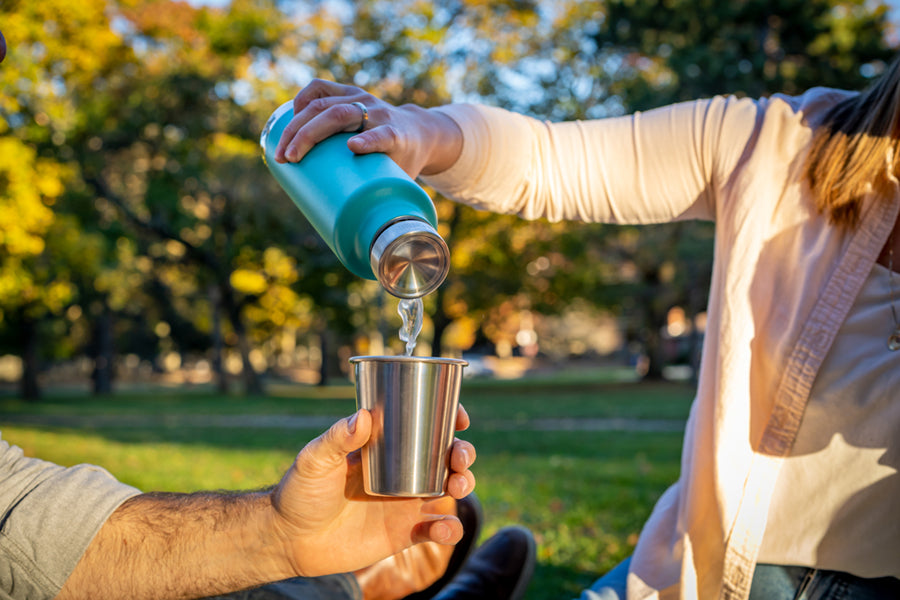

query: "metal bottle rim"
left=350, top=355, right=468, bottom=366
left=259, top=101, right=294, bottom=164
left=369, top=219, right=450, bottom=299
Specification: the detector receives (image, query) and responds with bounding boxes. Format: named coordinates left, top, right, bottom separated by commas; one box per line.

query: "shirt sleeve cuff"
left=419, top=104, right=489, bottom=192
left=0, top=446, right=141, bottom=598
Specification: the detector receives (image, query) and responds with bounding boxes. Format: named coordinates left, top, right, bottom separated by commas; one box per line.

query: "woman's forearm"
left=56, top=490, right=293, bottom=600
left=418, top=106, right=464, bottom=176
left=421, top=98, right=758, bottom=225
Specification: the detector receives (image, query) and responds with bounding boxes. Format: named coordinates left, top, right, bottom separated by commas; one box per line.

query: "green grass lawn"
left=0, top=376, right=694, bottom=599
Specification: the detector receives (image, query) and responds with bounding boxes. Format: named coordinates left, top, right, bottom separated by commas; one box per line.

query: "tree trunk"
left=317, top=325, right=343, bottom=385
left=19, top=312, right=40, bottom=401
left=642, top=323, right=666, bottom=381
left=318, top=331, right=329, bottom=386
left=209, top=285, right=229, bottom=394
left=220, top=281, right=264, bottom=395
left=685, top=262, right=706, bottom=385
left=639, top=271, right=667, bottom=382
left=431, top=283, right=450, bottom=357
left=91, top=301, right=115, bottom=395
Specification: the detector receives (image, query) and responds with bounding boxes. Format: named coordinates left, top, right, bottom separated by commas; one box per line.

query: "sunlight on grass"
left=0, top=378, right=691, bottom=599
left=2, top=426, right=298, bottom=492
left=467, top=430, right=683, bottom=598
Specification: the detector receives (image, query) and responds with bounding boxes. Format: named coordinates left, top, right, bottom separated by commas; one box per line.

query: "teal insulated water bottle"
left=260, top=101, right=450, bottom=299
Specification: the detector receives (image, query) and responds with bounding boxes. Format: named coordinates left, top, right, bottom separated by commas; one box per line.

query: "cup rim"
left=349, top=355, right=468, bottom=366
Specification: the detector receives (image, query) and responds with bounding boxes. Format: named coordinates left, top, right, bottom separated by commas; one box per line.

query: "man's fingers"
left=294, top=410, right=372, bottom=474
left=455, top=404, right=470, bottom=431
left=447, top=439, right=476, bottom=498
left=447, top=470, right=476, bottom=499
left=450, top=439, right=476, bottom=472
left=410, top=516, right=463, bottom=545
left=333, top=409, right=372, bottom=455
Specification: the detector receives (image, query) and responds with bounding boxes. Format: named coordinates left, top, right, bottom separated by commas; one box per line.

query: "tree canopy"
left=1, top=0, right=896, bottom=395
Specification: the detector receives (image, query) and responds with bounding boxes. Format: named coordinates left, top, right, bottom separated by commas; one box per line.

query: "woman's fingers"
left=276, top=102, right=370, bottom=163
left=292, top=79, right=361, bottom=113
left=345, top=123, right=399, bottom=156
left=272, top=79, right=461, bottom=177
left=275, top=79, right=373, bottom=162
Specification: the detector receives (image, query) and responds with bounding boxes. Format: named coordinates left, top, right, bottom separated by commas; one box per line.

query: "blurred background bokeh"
left=2, top=0, right=899, bottom=399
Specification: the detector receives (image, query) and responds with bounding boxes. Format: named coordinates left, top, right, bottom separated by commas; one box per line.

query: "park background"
left=1, top=1, right=898, bottom=597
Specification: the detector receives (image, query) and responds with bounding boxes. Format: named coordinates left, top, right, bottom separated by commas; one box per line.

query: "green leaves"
left=1, top=0, right=896, bottom=388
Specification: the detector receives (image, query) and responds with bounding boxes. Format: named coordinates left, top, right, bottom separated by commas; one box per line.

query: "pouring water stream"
left=398, top=298, right=423, bottom=356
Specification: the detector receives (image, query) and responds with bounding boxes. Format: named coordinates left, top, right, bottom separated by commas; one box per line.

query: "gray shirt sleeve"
left=0, top=432, right=141, bottom=600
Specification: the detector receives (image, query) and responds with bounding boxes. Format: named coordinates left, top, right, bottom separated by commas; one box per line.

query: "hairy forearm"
left=56, top=490, right=295, bottom=600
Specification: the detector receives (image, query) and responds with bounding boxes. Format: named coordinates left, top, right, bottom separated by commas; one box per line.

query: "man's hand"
left=271, top=408, right=477, bottom=577
left=57, top=409, right=476, bottom=600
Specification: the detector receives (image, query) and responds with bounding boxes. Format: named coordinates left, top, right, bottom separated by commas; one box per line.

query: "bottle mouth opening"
left=259, top=101, right=294, bottom=164
left=370, top=220, right=450, bottom=298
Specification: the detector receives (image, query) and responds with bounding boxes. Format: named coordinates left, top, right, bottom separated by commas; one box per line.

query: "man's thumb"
left=298, top=410, right=371, bottom=472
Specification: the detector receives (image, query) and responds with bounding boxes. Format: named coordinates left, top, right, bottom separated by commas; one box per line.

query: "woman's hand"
left=273, top=79, right=463, bottom=178
left=269, top=406, right=476, bottom=578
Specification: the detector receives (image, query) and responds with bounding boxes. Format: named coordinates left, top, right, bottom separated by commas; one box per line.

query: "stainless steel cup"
left=350, top=355, right=468, bottom=497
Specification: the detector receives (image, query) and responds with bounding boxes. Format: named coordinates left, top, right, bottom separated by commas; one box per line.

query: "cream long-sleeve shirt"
left=420, top=88, right=900, bottom=600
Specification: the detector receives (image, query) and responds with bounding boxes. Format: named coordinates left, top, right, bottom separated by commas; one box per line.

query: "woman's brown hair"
left=805, top=54, right=900, bottom=227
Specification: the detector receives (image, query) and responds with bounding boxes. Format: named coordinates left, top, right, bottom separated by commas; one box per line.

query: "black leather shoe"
left=401, top=493, right=484, bottom=600
left=431, top=526, right=536, bottom=600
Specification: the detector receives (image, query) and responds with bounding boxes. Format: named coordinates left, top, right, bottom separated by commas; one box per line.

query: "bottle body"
left=260, top=101, right=448, bottom=298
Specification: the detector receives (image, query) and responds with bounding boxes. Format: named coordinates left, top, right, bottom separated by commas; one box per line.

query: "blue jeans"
left=203, top=573, right=360, bottom=600
left=575, top=558, right=900, bottom=600
left=749, top=564, right=900, bottom=600
left=577, top=557, right=630, bottom=600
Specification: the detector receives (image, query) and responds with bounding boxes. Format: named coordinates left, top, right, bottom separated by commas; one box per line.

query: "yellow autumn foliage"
left=230, top=269, right=268, bottom=295
left=0, top=138, right=58, bottom=256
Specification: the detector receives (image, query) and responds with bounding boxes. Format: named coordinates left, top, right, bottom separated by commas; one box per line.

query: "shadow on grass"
left=0, top=378, right=693, bottom=443
left=0, top=379, right=690, bottom=488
